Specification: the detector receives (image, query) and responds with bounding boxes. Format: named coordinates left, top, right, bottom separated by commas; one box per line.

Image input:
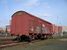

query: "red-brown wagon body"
left=10, top=11, right=53, bottom=41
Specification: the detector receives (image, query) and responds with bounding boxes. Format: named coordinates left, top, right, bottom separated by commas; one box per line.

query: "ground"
left=0, top=39, right=67, bottom=50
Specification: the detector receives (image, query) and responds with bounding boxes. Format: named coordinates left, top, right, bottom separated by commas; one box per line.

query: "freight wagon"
left=52, top=24, right=63, bottom=37
left=10, top=11, right=53, bottom=42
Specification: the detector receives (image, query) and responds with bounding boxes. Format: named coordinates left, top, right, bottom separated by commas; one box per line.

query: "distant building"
left=62, top=26, right=67, bottom=37
left=0, top=27, right=4, bottom=33
left=6, top=25, right=10, bottom=33
left=62, top=26, right=67, bottom=32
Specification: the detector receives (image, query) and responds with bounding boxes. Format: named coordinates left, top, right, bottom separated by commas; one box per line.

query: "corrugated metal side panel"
left=27, top=15, right=36, bottom=34
left=28, top=15, right=53, bottom=34
left=53, top=25, right=56, bottom=33
left=27, top=15, right=42, bottom=34
left=41, top=21, right=52, bottom=34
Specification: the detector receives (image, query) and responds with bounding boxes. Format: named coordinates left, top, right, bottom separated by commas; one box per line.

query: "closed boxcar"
left=52, top=24, right=63, bottom=37
left=10, top=11, right=53, bottom=41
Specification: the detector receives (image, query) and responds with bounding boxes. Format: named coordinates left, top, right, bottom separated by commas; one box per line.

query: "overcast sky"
left=0, top=0, right=67, bottom=28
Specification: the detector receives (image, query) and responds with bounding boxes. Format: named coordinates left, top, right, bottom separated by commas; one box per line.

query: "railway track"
left=0, top=39, right=43, bottom=48
left=0, top=40, right=19, bottom=48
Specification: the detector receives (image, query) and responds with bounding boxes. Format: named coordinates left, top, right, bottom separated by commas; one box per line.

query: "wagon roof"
left=12, top=11, right=52, bottom=25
